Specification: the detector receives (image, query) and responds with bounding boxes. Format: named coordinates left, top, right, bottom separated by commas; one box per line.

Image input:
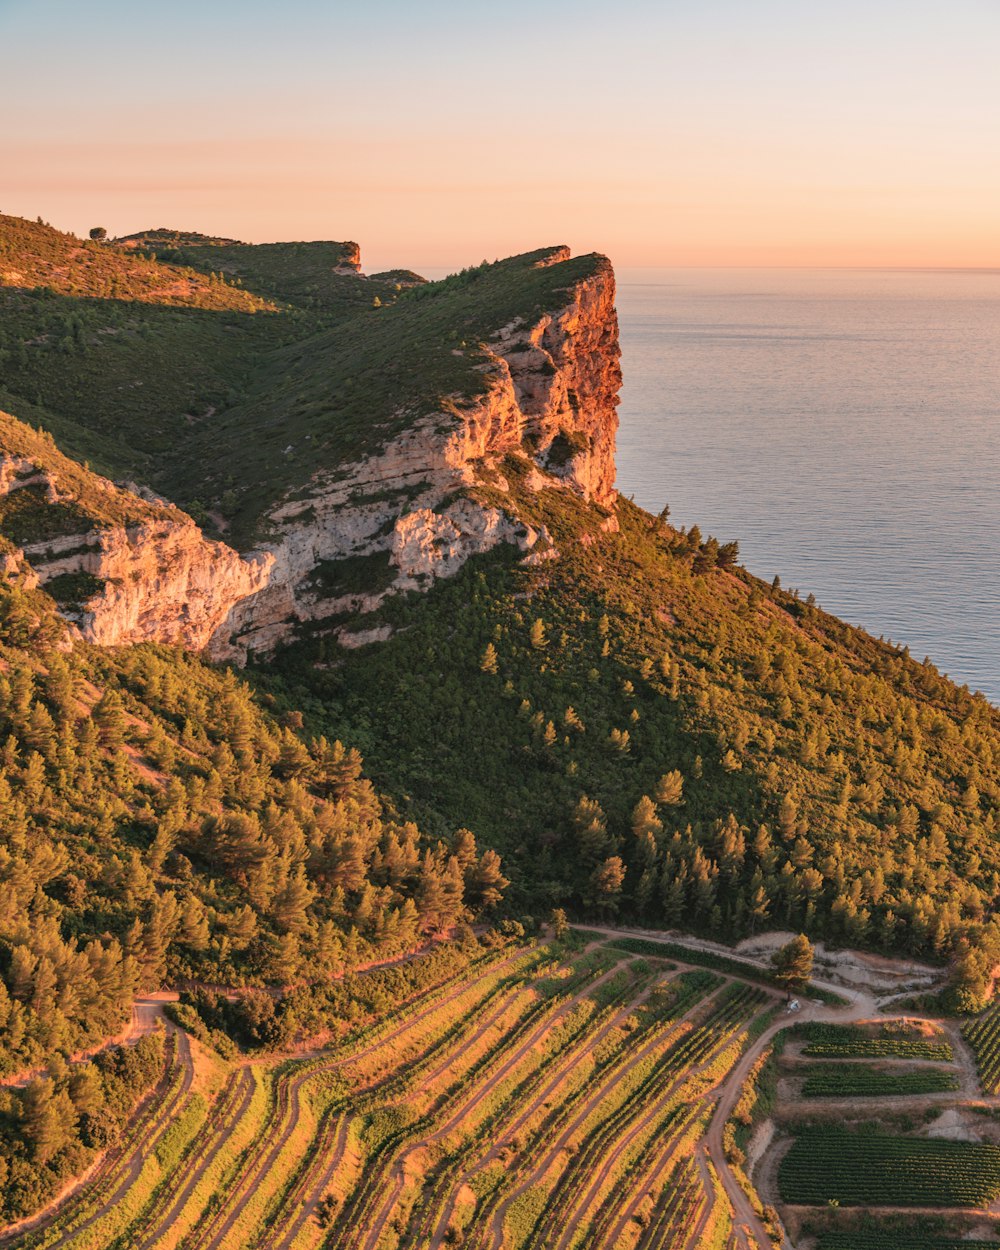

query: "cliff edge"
left=0, top=245, right=621, bottom=660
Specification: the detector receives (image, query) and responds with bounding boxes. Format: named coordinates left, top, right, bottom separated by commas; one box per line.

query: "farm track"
left=538, top=987, right=769, bottom=1250
left=12, top=926, right=974, bottom=1250
left=388, top=962, right=638, bottom=1250
left=262, top=1113, right=351, bottom=1250
left=631, top=1157, right=707, bottom=1250
left=253, top=947, right=566, bottom=1250
left=4, top=946, right=528, bottom=1250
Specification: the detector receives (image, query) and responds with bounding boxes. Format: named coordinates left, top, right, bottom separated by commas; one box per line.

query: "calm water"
left=613, top=268, right=1000, bottom=705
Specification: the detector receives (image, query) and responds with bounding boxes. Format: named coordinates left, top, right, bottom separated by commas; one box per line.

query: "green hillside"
left=118, top=228, right=368, bottom=310
left=2, top=211, right=999, bottom=1020
left=0, top=574, right=507, bottom=1080
left=271, top=474, right=1000, bottom=1006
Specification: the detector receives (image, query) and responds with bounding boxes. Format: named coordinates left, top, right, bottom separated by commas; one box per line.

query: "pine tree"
left=93, top=689, right=127, bottom=749
left=771, top=934, right=814, bottom=990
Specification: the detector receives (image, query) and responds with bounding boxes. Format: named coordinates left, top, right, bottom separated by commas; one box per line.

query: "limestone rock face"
left=0, top=446, right=271, bottom=651
left=207, top=254, right=621, bottom=661
left=25, top=520, right=273, bottom=649
left=2, top=251, right=621, bottom=662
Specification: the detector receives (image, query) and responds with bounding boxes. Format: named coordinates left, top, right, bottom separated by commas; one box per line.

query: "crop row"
left=816, top=1230, right=1000, bottom=1250
left=399, top=965, right=646, bottom=1250
left=459, top=971, right=726, bottom=1250
left=15, top=1030, right=194, bottom=1250
left=799, top=1063, right=959, bottom=1099
left=779, top=1128, right=1000, bottom=1207
left=583, top=1101, right=706, bottom=1250
left=187, top=945, right=550, bottom=1250
left=798, top=1023, right=952, bottom=1062
left=523, top=983, right=768, bottom=1249
left=962, top=1000, right=1000, bottom=1094
left=322, top=955, right=619, bottom=1250
left=634, top=1156, right=707, bottom=1250
left=603, top=937, right=845, bottom=1005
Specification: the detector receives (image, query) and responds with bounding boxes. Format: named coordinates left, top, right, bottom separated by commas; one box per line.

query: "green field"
left=797, top=1023, right=953, bottom=1062
left=799, top=1063, right=959, bottom=1098
left=779, top=1127, right=1000, bottom=1208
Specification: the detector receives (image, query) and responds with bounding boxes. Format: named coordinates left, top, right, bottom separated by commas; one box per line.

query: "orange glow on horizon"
left=2, top=1, right=999, bottom=273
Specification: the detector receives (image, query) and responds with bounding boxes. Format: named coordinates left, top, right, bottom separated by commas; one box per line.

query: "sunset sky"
left=2, top=0, right=998, bottom=270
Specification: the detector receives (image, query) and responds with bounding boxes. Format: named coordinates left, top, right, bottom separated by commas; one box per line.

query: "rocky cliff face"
left=0, top=445, right=271, bottom=650
left=207, top=251, right=621, bottom=661
left=25, top=520, right=273, bottom=650
left=1, top=250, right=621, bottom=661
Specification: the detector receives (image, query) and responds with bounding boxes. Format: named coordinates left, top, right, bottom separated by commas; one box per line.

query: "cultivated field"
left=0, top=936, right=778, bottom=1250
left=751, top=1016, right=1000, bottom=1249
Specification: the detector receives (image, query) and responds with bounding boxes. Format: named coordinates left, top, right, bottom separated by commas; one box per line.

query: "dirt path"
left=0, top=992, right=178, bottom=1090
left=595, top=1009, right=771, bottom=1250
left=265, top=1112, right=351, bottom=1250
left=573, top=924, right=888, bottom=1250
left=567, top=994, right=779, bottom=1250
left=689, top=1153, right=718, bottom=1250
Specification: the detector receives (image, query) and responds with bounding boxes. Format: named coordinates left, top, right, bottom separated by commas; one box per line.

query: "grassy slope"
left=0, top=219, right=599, bottom=545
left=171, top=248, right=608, bottom=544
left=118, top=229, right=364, bottom=310
left=0, top=410, right=169, bottom=538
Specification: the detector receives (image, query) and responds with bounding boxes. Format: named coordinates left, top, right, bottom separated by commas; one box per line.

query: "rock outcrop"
left=24, top=520, right=272, bottom=650
left=0, top=442, right=271, bottom=651
left=1, top=249, right=621, bottom=662
left=206, top=252, right=621, bottom=661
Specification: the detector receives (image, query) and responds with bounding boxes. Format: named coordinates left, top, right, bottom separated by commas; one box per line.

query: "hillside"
left=117, top=228, right=368, bottom=310
left=277, top=471, right=1000, bottom=1002
left=2, top=212, right=1000, bottom=1006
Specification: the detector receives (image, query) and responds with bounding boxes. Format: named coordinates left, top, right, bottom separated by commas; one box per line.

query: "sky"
left=2, top=0, right=998, bottom=270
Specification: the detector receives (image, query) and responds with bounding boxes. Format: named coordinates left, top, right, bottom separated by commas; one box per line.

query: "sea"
left=613, top=268, right=1000, bottom=706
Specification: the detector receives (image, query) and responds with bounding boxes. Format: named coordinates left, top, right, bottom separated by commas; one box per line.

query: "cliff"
left=0, top=246, right=620, bottom=660
left=0, top=418, right=271, bottom=650
left=207, top=249, right=621, bottom=659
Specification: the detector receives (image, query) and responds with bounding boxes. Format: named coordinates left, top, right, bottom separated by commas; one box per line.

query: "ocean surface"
left=613, top=268, right=1000, bottom=706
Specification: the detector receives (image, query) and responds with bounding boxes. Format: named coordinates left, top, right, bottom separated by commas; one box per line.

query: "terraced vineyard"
left=815, top=1231, right=1000, bottom=1250
left=963, top=999, right=1000, bottom=1093
left=799, top=1063, right=959, bottom=1098
left=0, top=938, right=777, bottom=1250
left=797, top=1022, right=953, bottom=1062
left=0, top=940, right=780, bottom=1250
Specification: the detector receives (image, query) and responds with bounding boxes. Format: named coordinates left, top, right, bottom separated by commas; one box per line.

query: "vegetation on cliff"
left=273, top=479, right=1000, bottom=1004
left=2, top=208, right=1000, bottom=1024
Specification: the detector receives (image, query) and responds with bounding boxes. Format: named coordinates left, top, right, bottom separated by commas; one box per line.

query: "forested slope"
left=0, top=576, right=506, bottom=1080
left=277, top=479, right=1000, bottom=1007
